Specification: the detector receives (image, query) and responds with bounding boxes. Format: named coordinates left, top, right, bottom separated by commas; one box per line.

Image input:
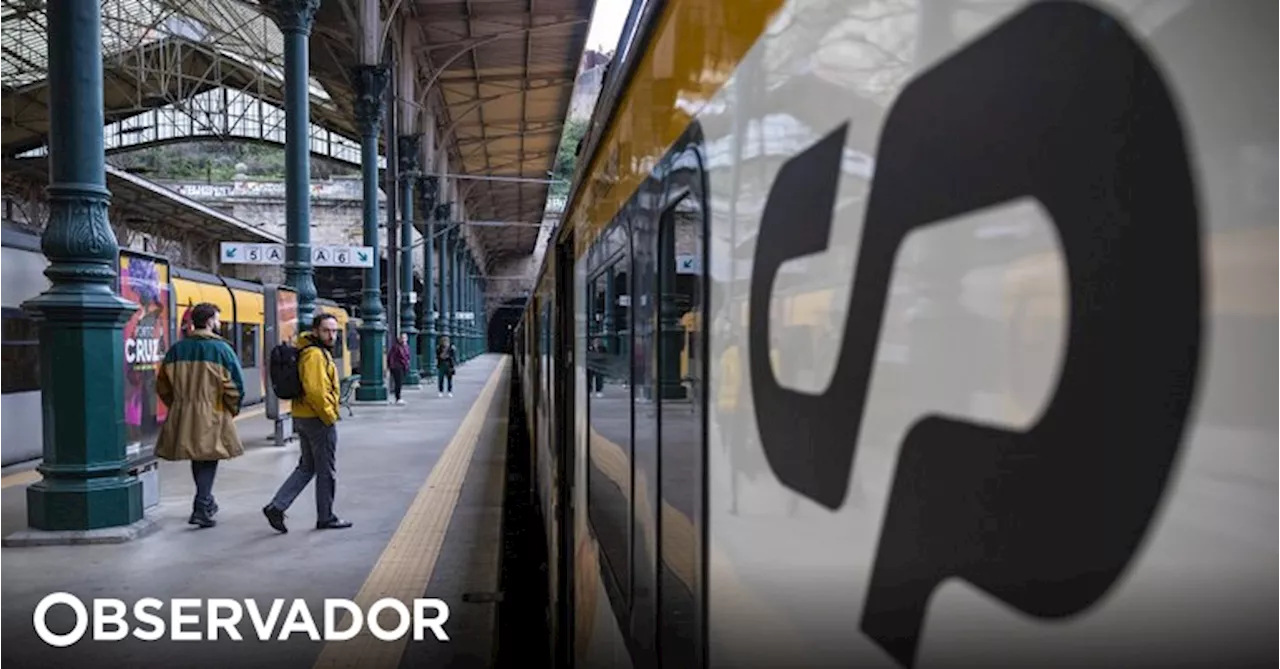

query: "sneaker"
left=188, top=510, right=216, bottom=529
left=396, top=399, right=406, bottom=405
left=316, top=517, right=353, bottom=530
left=447, top=392, right=453, bottom=398
left=438, top=392, right=443, bottom=398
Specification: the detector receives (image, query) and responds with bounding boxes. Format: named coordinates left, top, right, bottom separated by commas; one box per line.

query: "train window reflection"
left=1, top=308, right=40, bottom=394
left=657, top=189, right=704, bottom=668
left=238, top=324, right=259, bottom=368
left=586, top=223, right=634, bottom=612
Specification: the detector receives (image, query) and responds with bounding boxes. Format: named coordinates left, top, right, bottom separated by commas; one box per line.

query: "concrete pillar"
left=353, top=63, right=390, bottom=402
left=398, top=134, right=421, bottom=386
left=18, top=0, right=144, bottom=534
left=269, top=0, right=321, bottom=327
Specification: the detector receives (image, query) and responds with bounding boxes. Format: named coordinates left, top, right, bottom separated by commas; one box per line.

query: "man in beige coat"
left=155, top=302, right=246, bottom=528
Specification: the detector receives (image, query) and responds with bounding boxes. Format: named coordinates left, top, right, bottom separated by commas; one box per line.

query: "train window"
left=657, top=188, right=705, bottom=668
left=237, top=324, right=259, bottom=368
left=347, top=324, right=360, bottom=372
left=586, top=233, right=633, bottom=610
left=1, top=308, right=40, bottom=394
left=329, top=324, right=345, bottom=360
left=632, top=191, right=661, bottom=654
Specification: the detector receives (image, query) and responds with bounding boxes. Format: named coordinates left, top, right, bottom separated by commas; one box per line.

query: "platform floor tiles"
left=1, top=354, right=511, bottom=669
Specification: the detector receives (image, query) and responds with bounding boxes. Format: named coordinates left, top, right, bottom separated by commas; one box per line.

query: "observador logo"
left=33, top=593, right=451, bottom=646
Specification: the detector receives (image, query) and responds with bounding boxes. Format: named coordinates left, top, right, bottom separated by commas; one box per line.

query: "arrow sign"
left=676, top=254, right=700, bottom=275
left=221, top=242, right=285, bottom=265
left=308, top=245, right=374, bottom=268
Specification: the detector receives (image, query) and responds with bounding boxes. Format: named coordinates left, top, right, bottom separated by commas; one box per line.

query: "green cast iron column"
left=471, top=259, right=480, bottom=356
left=353, top=64, right=390, bottom=402
left=398, top=135, right=421, bottom=386
left=438, top=216, right=452, bottom=349
left=447, top=224, right=457, bottom=348
left=454, top=238, right=465, bottom=362
left=269, top=0, right=321, bottom=327
left=466, top=260, right=475, bottom=359
left=20, top=0, right=143, bottom=531
left=464, top=256, right=474, bottom=360
left=419, top=177, right=437, bottom=377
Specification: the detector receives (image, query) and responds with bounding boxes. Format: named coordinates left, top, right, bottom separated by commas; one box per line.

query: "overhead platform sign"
left=220, top=243, right=374, bottom=268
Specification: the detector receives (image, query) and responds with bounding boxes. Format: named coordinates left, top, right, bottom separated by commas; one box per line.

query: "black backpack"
left=269, top=340, right=314, bottom=400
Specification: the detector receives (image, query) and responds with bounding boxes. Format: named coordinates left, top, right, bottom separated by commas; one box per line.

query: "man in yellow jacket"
left=263, top=312, right=352, bottom=533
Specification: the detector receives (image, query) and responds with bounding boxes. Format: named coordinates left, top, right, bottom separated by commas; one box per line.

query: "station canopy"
left=2, top=0, right=595, bottom=266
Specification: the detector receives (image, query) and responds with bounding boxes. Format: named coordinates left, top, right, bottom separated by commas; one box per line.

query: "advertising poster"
left=119, top=252, right=171, bottom=452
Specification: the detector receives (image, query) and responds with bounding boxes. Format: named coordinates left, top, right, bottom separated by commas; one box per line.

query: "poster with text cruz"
left=120, top=253, right=170, bottom=450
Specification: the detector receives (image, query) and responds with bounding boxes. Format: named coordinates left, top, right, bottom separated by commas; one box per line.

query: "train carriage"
left=515, top=1, right=1276, bottom=668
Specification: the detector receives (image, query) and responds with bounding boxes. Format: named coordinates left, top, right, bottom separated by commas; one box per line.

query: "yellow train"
left=511, top=1, right=1275, bottom=668
left=172, top=267, right=359, bottom=406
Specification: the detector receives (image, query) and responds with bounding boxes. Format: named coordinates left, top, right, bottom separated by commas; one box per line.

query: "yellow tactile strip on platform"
left=312, top=357, right=508, bottom=669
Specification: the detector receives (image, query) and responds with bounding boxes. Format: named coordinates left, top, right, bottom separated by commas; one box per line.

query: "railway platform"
left=0, top=354, right=516, bottom=669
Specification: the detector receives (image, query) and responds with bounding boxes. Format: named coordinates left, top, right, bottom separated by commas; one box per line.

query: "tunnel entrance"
left=487, top=297, right=527, bottom=354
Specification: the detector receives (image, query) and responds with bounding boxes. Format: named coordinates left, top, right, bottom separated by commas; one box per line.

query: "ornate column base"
left=421, top=326, right=438, bottom=378
left=403, top=326, right=422, bottom=386
left=355, top=319, right=388, bottom=402
left=21, top=237, right=146, bottom=531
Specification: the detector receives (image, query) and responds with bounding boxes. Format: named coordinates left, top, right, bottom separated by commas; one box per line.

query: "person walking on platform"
left=436, top=335, right=458, bottom=398
left=263, top=313, right=353, bottom=533
left=388, top=332, right=410, bottom=405
left=155, top=302, right=245, bottom=529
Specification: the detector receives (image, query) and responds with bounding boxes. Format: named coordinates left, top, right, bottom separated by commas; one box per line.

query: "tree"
left=549, top=118, right=589, bottom=201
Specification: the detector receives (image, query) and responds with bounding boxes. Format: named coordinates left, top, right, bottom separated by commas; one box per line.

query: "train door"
left=654, top=128, right=709, bottom=669
left=553, top=232, right=578, bottom=668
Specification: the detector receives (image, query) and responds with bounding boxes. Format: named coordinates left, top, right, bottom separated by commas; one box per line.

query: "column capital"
left=398, top=134, right=422, bottom=173
left=265, top=0, right=321, bottom=36
left=352, top=64, right=390, bottom=136
left=419, top=174, right=439, bottom=198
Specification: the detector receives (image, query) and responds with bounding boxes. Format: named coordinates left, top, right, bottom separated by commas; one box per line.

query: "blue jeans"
left=267, top=417, right=338, bottom=523
left=437, top=369, right=453, bottom=392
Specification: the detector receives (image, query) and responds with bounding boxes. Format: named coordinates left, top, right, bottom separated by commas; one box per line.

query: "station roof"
left=307, top=0, right=594, bottom=267
left=3, top=0, right=595, bottom=270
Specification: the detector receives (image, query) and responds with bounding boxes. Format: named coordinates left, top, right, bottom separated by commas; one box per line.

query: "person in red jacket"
left=387, top=332, right=411, bottom=405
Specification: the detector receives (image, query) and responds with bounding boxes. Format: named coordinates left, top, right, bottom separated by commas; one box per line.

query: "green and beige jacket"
left=154, top=331, right=245, bottom=461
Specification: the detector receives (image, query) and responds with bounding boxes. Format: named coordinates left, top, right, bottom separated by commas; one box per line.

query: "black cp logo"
left=747, top=3, right=1203, bottom=667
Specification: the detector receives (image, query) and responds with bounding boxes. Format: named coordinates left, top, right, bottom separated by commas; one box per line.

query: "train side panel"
left=521, top=1, right=1276, bottom=668
left=1, top=234, right=50, bottom=466
left=701, top=1, right=1276, bottom=667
